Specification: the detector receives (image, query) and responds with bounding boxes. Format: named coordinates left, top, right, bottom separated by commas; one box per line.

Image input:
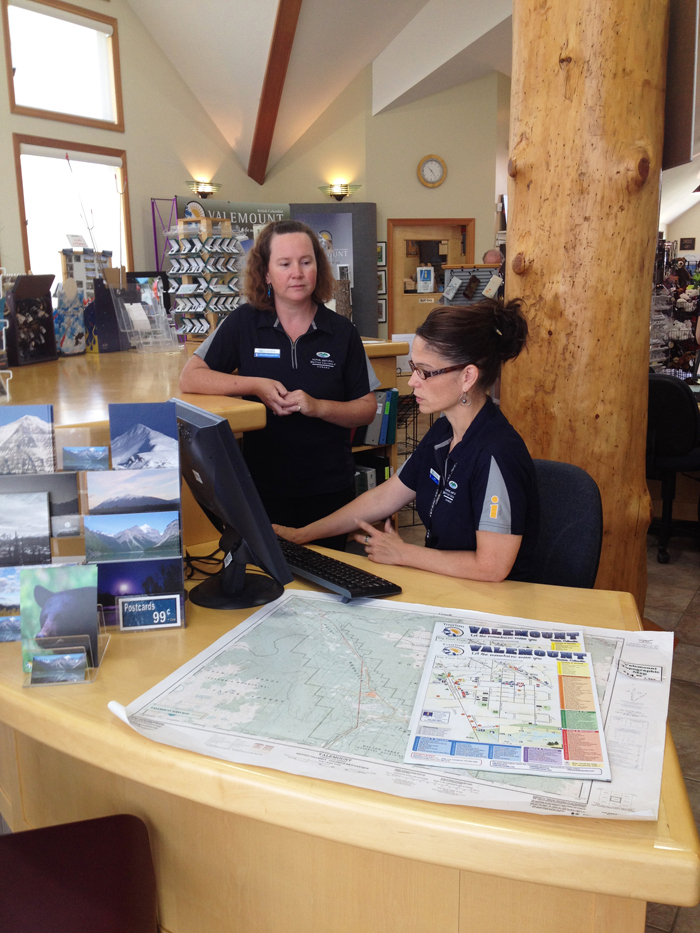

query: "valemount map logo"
left=443, top=627, right=463, bottom=637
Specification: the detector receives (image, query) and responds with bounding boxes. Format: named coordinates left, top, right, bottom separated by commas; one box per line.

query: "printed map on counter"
left=404, top=623, right=611, bottom=779
left=109, top=591, right=673, bottom=820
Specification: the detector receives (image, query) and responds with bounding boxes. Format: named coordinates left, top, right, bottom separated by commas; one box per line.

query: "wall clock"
left=417, top=154, right=447, bottom=188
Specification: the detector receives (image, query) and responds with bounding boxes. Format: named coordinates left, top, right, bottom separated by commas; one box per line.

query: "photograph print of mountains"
left=108, top=402, right=179, bottom=470
left=84, top=511, right=181, bottom=563
left=0, top=491, right=51, bottom=566
left=0, top=404, right=55, bottom=474
left=87, top=468, right=180, bottom=515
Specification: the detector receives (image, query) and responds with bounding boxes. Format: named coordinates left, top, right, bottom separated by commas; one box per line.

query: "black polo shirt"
left=398, top=399, right=539, bottom=581
left=194, top=303, right=370, bottom=498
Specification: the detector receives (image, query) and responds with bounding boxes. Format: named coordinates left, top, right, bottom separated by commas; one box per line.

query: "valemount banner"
left=175, top=197, right=289, bottom=241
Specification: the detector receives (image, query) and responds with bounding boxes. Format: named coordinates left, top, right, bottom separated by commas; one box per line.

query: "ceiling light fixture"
left=318, top=183, right=361, bottom=201
left=187, top=180, right=221, bottom=199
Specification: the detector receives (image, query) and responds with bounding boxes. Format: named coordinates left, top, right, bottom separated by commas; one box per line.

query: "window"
left=2, top=0, right=124, bottom=131
left=13, top=134, right=133, bottom=281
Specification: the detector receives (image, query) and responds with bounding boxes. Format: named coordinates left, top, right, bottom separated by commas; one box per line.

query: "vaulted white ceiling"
left=124, top=0, right=512, bottom=176
left=124, top=0, right=698, bottom=225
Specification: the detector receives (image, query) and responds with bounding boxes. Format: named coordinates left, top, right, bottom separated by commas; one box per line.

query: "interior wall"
left=666, top=201, right=700, bottom=259
left=261, top=67, right=504, bottom=335
left=495, top=72, right=511, bottom=237
left=366, top=70, right=501, bottom=263
left=0, top=0, right=258, bottom=273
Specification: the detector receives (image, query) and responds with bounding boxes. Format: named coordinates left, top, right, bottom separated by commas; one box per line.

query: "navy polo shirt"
left=398, top=399, right=539, bottom=581
left=194, top=303, right=370, bottom=498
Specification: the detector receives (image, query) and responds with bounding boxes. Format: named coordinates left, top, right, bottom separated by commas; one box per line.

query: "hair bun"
left=492, top=299, right=528, bottom=363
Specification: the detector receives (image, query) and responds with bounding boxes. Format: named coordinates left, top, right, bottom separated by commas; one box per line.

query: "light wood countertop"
left=0, top=554, right=697, bottom=908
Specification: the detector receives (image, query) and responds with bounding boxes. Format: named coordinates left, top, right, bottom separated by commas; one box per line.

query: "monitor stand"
left=188, top=527, right=285, bottom=611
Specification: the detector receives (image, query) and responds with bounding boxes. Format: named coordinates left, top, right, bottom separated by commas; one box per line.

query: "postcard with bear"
left=20, top=564, right=99, bottom=672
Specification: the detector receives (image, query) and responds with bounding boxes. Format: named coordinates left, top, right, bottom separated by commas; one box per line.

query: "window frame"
left=13, top=132, right=134, bottom=273
left=2, top=0, right=124, bottom=132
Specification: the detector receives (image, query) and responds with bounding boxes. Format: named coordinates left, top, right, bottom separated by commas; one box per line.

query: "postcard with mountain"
left=0, top=492, right=51, bottom=566
left=86, top=468, right=180, bottom=515
left=84, top=511, right=181, bottom=563
left=62, top=446, right=109, bottom=471
left=0, top=404, right=55, bottom=474
left=108, top=402, right=178, bottom=470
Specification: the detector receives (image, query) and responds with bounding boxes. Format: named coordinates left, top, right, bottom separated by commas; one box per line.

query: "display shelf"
left=167, top=217, right=245, bottom=342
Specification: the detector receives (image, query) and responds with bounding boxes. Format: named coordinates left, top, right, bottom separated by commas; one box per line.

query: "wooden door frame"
left=386, top=218, right=475, bottom=334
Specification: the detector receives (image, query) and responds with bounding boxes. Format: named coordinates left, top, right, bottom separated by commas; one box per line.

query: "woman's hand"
left=272, top=524, right=304, bottom=543
left=283, top=389, right=317, bottom=417
left=354, top=519, right=407, bottom=566
left=251, top=378, right=295, bottom=416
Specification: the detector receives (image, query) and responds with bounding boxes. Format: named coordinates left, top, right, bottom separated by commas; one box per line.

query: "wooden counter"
left=2, top=349, right=266, bottom=436
left=362, top=337, right=409, bottom=390
left=0, top=558, right=698, bottom=933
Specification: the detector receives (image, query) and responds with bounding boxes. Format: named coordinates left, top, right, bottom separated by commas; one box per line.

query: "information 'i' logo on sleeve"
left=489, top=495, right=499, bottom=519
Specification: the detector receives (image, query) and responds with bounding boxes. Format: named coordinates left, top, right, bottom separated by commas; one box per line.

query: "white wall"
left=0, top=0, right=258, bottom=274
left=666, top=201, right=700, bottom=261
left=1, top=2, right=506, bottom=293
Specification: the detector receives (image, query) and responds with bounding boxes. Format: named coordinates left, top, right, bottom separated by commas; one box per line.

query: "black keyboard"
left=276, top=537, right=403, bottom=601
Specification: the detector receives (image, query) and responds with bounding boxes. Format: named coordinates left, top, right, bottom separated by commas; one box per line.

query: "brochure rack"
left=167, top=217, right=245, bottom=342
left=108, top=284, right=180, bottom=353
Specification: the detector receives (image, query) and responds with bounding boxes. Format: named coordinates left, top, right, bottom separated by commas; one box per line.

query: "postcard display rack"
left=0, top=401, right=189, bottom=685
left=167, top=217, right=245, bottom=341
left=60, top=249, right=113, bottom=303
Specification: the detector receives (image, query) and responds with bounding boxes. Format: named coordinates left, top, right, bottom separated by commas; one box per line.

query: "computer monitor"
left=173, top=398, right=293, bottom=610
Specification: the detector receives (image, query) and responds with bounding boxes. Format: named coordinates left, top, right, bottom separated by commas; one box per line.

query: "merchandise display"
left=53, top=282, right=86, bottom=356
left=5, top=276, right=58, bottom=366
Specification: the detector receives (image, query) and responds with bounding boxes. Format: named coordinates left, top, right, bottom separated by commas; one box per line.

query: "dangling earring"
left=267, top=283, right=272, bottom=298
left=460, top=392, right=472, bottom=407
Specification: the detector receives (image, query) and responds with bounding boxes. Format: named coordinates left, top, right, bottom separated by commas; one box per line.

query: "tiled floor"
left=645, top=536, right=700, bottom=932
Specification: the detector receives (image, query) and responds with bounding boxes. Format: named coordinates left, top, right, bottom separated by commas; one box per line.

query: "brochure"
left=404, top=621, right=611, bottom=780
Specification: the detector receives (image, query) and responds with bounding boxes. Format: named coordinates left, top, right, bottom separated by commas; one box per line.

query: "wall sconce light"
left=187, top=180, right=221, bottom=199
left=318, top=183, right=361, bottom=201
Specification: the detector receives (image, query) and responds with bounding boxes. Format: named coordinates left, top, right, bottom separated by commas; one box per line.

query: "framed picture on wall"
left=378, top=270, right=387, bottom=295
left=406, top=240, right=419, bottom=257
left=377, top=242, right=386, bottom=266
left=378, top=299, right=387, bottom=323
left=680, top=237, right=696, bottom=251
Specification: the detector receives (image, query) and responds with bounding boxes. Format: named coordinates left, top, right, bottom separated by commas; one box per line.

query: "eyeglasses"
left=408, top=360, right=465, bottom=380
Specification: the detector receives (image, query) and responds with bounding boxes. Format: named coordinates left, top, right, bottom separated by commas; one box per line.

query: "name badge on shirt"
left=254, top=347, right=280, bottom=358
left=429, top=468, right=441, bottom=485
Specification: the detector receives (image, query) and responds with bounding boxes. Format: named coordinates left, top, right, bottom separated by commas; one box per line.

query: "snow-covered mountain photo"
left=108, top=402, right=179, bottom=470
left=62, top=446, right=109, bottom=471
left=111, top=423, right=179, bottom=470
left=87, top=468, right=180, bottom=515
left=84, top=511, right=181, bottom=563
left=0, top=406, right=55, bottom=474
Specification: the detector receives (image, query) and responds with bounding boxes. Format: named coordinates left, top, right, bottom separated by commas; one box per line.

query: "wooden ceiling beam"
left=247, top=0, right=303, bottom=185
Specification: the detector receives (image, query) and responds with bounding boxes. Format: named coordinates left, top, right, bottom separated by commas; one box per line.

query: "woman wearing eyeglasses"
left=274, top=298, right=539, bottom=582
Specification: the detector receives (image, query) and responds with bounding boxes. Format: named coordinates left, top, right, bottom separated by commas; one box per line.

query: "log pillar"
left=501, top=0, right=669, bottom=610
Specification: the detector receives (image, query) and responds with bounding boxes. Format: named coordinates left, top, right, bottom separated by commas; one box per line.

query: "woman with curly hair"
left=179, top=220, right=376, bottom=548
left=276, top=298, right=539, bottom=582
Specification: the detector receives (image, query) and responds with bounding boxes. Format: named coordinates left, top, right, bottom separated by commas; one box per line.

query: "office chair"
left=531, top=459, right=603, bottom=588
left=646, top=373, right=700, bottom=563
left=0, top=814, right=158, bottom=933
